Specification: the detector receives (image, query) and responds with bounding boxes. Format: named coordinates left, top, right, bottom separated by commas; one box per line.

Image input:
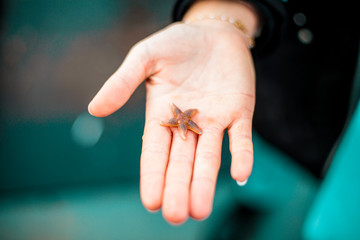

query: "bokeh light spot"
left=298, top=28, right=313, bottom=44
left=293, top=12, right=307, bottom=26
left=71, top=112, right=104, bottom=147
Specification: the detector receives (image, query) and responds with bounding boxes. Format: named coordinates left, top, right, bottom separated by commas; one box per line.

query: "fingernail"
left=236, top=179, right=248, bottom=186
left=145, top=207, right=160, bottom=213
left=88, top=103, right=95, bottom=116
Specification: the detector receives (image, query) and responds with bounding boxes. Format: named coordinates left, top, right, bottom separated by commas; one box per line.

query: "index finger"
left=140, top=107, right=172, bottom=211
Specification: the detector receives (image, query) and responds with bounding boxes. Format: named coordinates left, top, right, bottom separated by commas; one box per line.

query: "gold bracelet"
left=184, top=14, right=255, bottom=48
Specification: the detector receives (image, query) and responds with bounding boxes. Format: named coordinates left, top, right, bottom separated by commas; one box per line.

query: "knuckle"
left=230, top=136, right=253, bottom=154
left=142, top=143, right=169, bottom=156
left=170, top=154, right=194, bottom=169
left=202, top=123, right=224, bottom=135
left=192, top=176, right=215, bottom=186
left=196, top=151, right=221, bottom=170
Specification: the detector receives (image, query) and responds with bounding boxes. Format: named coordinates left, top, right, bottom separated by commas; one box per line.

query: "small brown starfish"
left=160, top=103, right=203, bottom=140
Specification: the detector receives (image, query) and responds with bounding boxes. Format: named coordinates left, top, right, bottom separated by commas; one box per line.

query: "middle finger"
left=162, top=129, right=197, bottom=224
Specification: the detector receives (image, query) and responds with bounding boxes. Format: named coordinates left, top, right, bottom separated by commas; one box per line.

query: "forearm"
left=183, top=1, right=260, bottom=40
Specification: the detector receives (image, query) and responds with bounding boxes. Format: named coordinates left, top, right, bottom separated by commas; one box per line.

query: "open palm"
left=88, top=21, right=256, bottom=224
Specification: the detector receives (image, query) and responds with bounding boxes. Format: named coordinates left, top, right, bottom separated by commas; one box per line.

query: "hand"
left=88, top=21, right=255, bottom=224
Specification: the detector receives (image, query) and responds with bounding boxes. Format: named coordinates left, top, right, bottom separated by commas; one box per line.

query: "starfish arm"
left=178, top=123, right=188, bottom=140
left=171, top=103, right=182, bottom=118
left=187, top=120, right=203, bottom=135
left=184, top=109, right=199, bottom=118
left=160, top=118, right=178, bottom=127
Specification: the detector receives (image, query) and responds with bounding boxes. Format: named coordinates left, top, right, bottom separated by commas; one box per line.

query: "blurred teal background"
left=0, top=0, right=163, bottom=191
left=0, top=0, right=359, bottom=239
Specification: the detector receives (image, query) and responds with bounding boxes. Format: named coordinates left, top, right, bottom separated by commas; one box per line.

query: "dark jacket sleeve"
left=172, top=0, right=287, bottom=56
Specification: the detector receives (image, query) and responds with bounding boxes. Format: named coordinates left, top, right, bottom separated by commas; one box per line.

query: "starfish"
left=160, top=103, right=203, bottom=140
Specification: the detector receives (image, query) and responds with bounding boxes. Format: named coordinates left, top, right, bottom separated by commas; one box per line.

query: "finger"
left=190, top=126, right=223, bottom=220
left=228, top=117, right=254, bottom=182
left=162, top=130, right=197, bottom=224
left=88, top=42, right=152, bottom=117
left=140, top=115, right=171, bottom=211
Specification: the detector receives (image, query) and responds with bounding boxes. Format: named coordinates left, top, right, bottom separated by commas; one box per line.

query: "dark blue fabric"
left=172, top=0, right=287, bottom=56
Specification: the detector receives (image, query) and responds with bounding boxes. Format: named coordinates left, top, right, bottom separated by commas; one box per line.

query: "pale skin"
left=88, top=0, right=259, bottom=224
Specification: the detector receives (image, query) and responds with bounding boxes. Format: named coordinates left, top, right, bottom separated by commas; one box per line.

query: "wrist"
left=184, top=13, right=255, bottom=48
left=183, top=1, right=260, bottom=37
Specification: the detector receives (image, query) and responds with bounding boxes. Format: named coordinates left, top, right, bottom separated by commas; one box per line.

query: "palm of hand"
left=89, top=22, right=255, bottom=224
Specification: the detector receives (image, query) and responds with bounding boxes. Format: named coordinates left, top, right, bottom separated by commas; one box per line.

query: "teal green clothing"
left=303, top=99, right=360, bottom=239
left=303, top=44, right=360, bottom=239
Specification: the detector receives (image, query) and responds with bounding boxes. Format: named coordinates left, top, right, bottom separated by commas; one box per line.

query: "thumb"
left=88, top=42, right=152, bottom=117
